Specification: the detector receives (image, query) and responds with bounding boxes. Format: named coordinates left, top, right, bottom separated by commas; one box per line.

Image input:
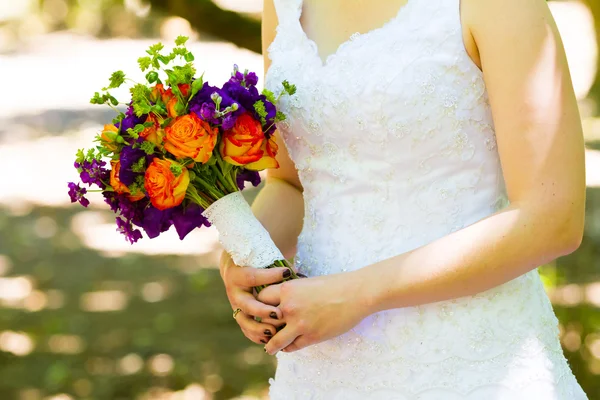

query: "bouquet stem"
left=254, top=259, right=298, bottom=294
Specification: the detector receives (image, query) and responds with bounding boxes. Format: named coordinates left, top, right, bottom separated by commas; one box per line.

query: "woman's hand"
left=220, top=252, right=288, bottom=345
left=258, top=271, right=371, bottom=354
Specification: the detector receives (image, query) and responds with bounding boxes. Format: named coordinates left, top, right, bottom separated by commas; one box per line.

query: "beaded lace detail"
left=264, top=0, right=588, bottom=398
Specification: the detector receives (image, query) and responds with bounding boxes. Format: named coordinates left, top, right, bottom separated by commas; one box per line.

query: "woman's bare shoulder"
left=459, top=0, right=555, bottom=70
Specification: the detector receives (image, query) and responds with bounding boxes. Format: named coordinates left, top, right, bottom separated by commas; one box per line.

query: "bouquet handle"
left=204, top=191, right=286, bottom=269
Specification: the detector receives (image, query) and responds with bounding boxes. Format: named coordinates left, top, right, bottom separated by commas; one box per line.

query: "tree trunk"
left=148, top=0, right=261, bottom=53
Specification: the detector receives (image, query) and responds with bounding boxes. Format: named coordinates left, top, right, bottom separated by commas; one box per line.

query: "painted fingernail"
left=283, top=269, right=291, bottom=278
left=264, top=347, right=268, bottom=353
left=264, top=329, right=272, bottom=336
left=297, top=273, right=307, bottom=278
left=260, top=339, right=267, bottom=344
left=276, top=325, right=285, bottom=332
left=270, top=312, right=278, bottom=319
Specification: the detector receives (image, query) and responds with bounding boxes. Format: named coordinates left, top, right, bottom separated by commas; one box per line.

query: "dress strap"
left=272, top=0, right=302, bottom=27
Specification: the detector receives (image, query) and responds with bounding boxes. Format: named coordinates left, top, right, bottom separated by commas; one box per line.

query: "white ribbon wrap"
left=204, top=191, right=284, bottom=268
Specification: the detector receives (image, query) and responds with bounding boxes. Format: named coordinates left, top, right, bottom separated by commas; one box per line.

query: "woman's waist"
left=294, top=197, right=510, bottom=278
left=301, top=179, right=506, bottom=228
left=283, top=270, right=557, bottom=365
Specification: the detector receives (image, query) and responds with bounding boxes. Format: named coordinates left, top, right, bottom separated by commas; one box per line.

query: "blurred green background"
left=0, top=0, right=599, bottom=399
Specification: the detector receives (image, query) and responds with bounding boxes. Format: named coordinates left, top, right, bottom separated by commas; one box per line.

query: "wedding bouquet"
left=67, top=36, right=298, bottom=283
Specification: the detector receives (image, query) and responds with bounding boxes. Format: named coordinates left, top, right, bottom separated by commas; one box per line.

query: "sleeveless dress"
left=263, top=0, right=588, bottom=398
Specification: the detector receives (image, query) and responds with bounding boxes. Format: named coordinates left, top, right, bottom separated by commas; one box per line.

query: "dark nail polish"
left=264, top=329, right=272, bottom=336
left=297, top=273, right=307, bottom=278
left=270, top=312, right=278, bottom=319
left=276, top=324, right=285, bottom=332
left=260, top=339, right=267, bottom=344
left=283, top=269, right=291, bottom=279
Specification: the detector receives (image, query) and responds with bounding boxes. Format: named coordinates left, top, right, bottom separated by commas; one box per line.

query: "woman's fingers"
left=282, top=335, right=310, bottom=353
left=260, top=316, right=287, bottom=328
left=225, top=265, right=289, bottom=288
left=232, top=289, right=283, bottom=321
left=235, top=311, right=277, bottom=344
left=256, top=283, right=283, bottom=306
left=264, top=325, right=299, bottom=355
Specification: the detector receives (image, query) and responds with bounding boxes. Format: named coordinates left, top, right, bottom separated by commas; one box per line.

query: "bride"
left=219, top=0, right=589, bottom=398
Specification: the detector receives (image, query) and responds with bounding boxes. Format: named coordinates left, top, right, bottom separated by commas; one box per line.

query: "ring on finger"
left=232, top=308, right=243, bottom=319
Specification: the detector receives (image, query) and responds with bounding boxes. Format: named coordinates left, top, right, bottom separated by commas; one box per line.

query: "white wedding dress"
left=263, top=0, right=588, bottom=398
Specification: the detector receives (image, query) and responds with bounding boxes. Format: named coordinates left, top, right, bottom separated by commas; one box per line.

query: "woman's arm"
left=218, top=0, right=305, bottom=346
left=248, top=0, right=305, bottom=259
left=360, top=0, right=586, bottom=311
left=263, top=0, right=586, bottom=354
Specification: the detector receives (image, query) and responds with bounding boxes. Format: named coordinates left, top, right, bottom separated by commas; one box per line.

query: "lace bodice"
left=263, top=0, right=588, bottom=398
left=266, top=0, right=505, bottom=276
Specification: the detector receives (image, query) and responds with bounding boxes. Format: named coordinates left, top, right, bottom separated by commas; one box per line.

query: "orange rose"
left=161, top=84, right=189, bottom=118
left=101, top=124, right=120, bottom=152
left=150, top=83, right=165, bottom=103
left=144, top=158, right=190, bottom=210
left=220, top=113, right=279, bottom=170
left=161, top=88, right=180, bottom=118
left=140, top=114, right=164, bottom=146
left=178, top=83, right=190, bottom=98
left=110, top=160, right=145, bottom=201
left=161, top=87, right=172, bottom=105
left=164, top=113, right=218, bottom=163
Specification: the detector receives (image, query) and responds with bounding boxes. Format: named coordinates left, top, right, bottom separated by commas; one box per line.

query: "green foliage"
left=262, top=88, right=276, bottom=104
left=140, top=141, right=156, bottom=155
left=275, top=110, right=287, bottom=123
left=131, top=158, right=146, bottom=173
left=74, top=148, right=102, bottom=171
left=169, top=162, right=183, bottom=177
left=146, top=71, right=159, bottom=84
left=128, top=175, right=146, bottom=196
left=190, top=74, right=205, bottom=100
left=282, top=80, right=297, bottom=96
left=138, top=56, right=152, bottom=72
left=103, top=71, right=126, bottom=90
left=126, top=122, right=147, bottom=140
left=90, top=91, right=120, bottom=108
left=174, top=35, right=189, bottom=46
left=253, top=100, right=267, bottom=125
left=130, top=84, right=153, bottom=117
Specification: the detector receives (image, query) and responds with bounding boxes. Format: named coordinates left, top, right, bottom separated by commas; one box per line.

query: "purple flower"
left=216, top=88, right=238, bottom=112
left=75, top=159, right=109, bottom=189
left=117, top=105, right=147, bottom=134
left=67, top=182, right=90, bottom=207
left=260, top=95, right=278, bottom=137
left=172, top=203, right=210, bottom=240
left=103, top=191, right=149, bottom=243
left=245, top=72, right=258, bottom=87
left=116, top=217, right=143, bottom=244
left=141, top=206, right=173, bottom=239
left=229, top=65, right=259, bottom=87
left=236, top=170, right=261, bottom=190
left=229, top=65, right=245, bottom=84
left=189, top=82, right=220, bottom=110
left=221, top=82, right=277, bottom=135
left=119, top=146, right=147, bottom=186
left=222, top=114, right=236, bottom=131
left=222, top=81, right=259, bottom=115
left=198, top=102, right=220, bottom=124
